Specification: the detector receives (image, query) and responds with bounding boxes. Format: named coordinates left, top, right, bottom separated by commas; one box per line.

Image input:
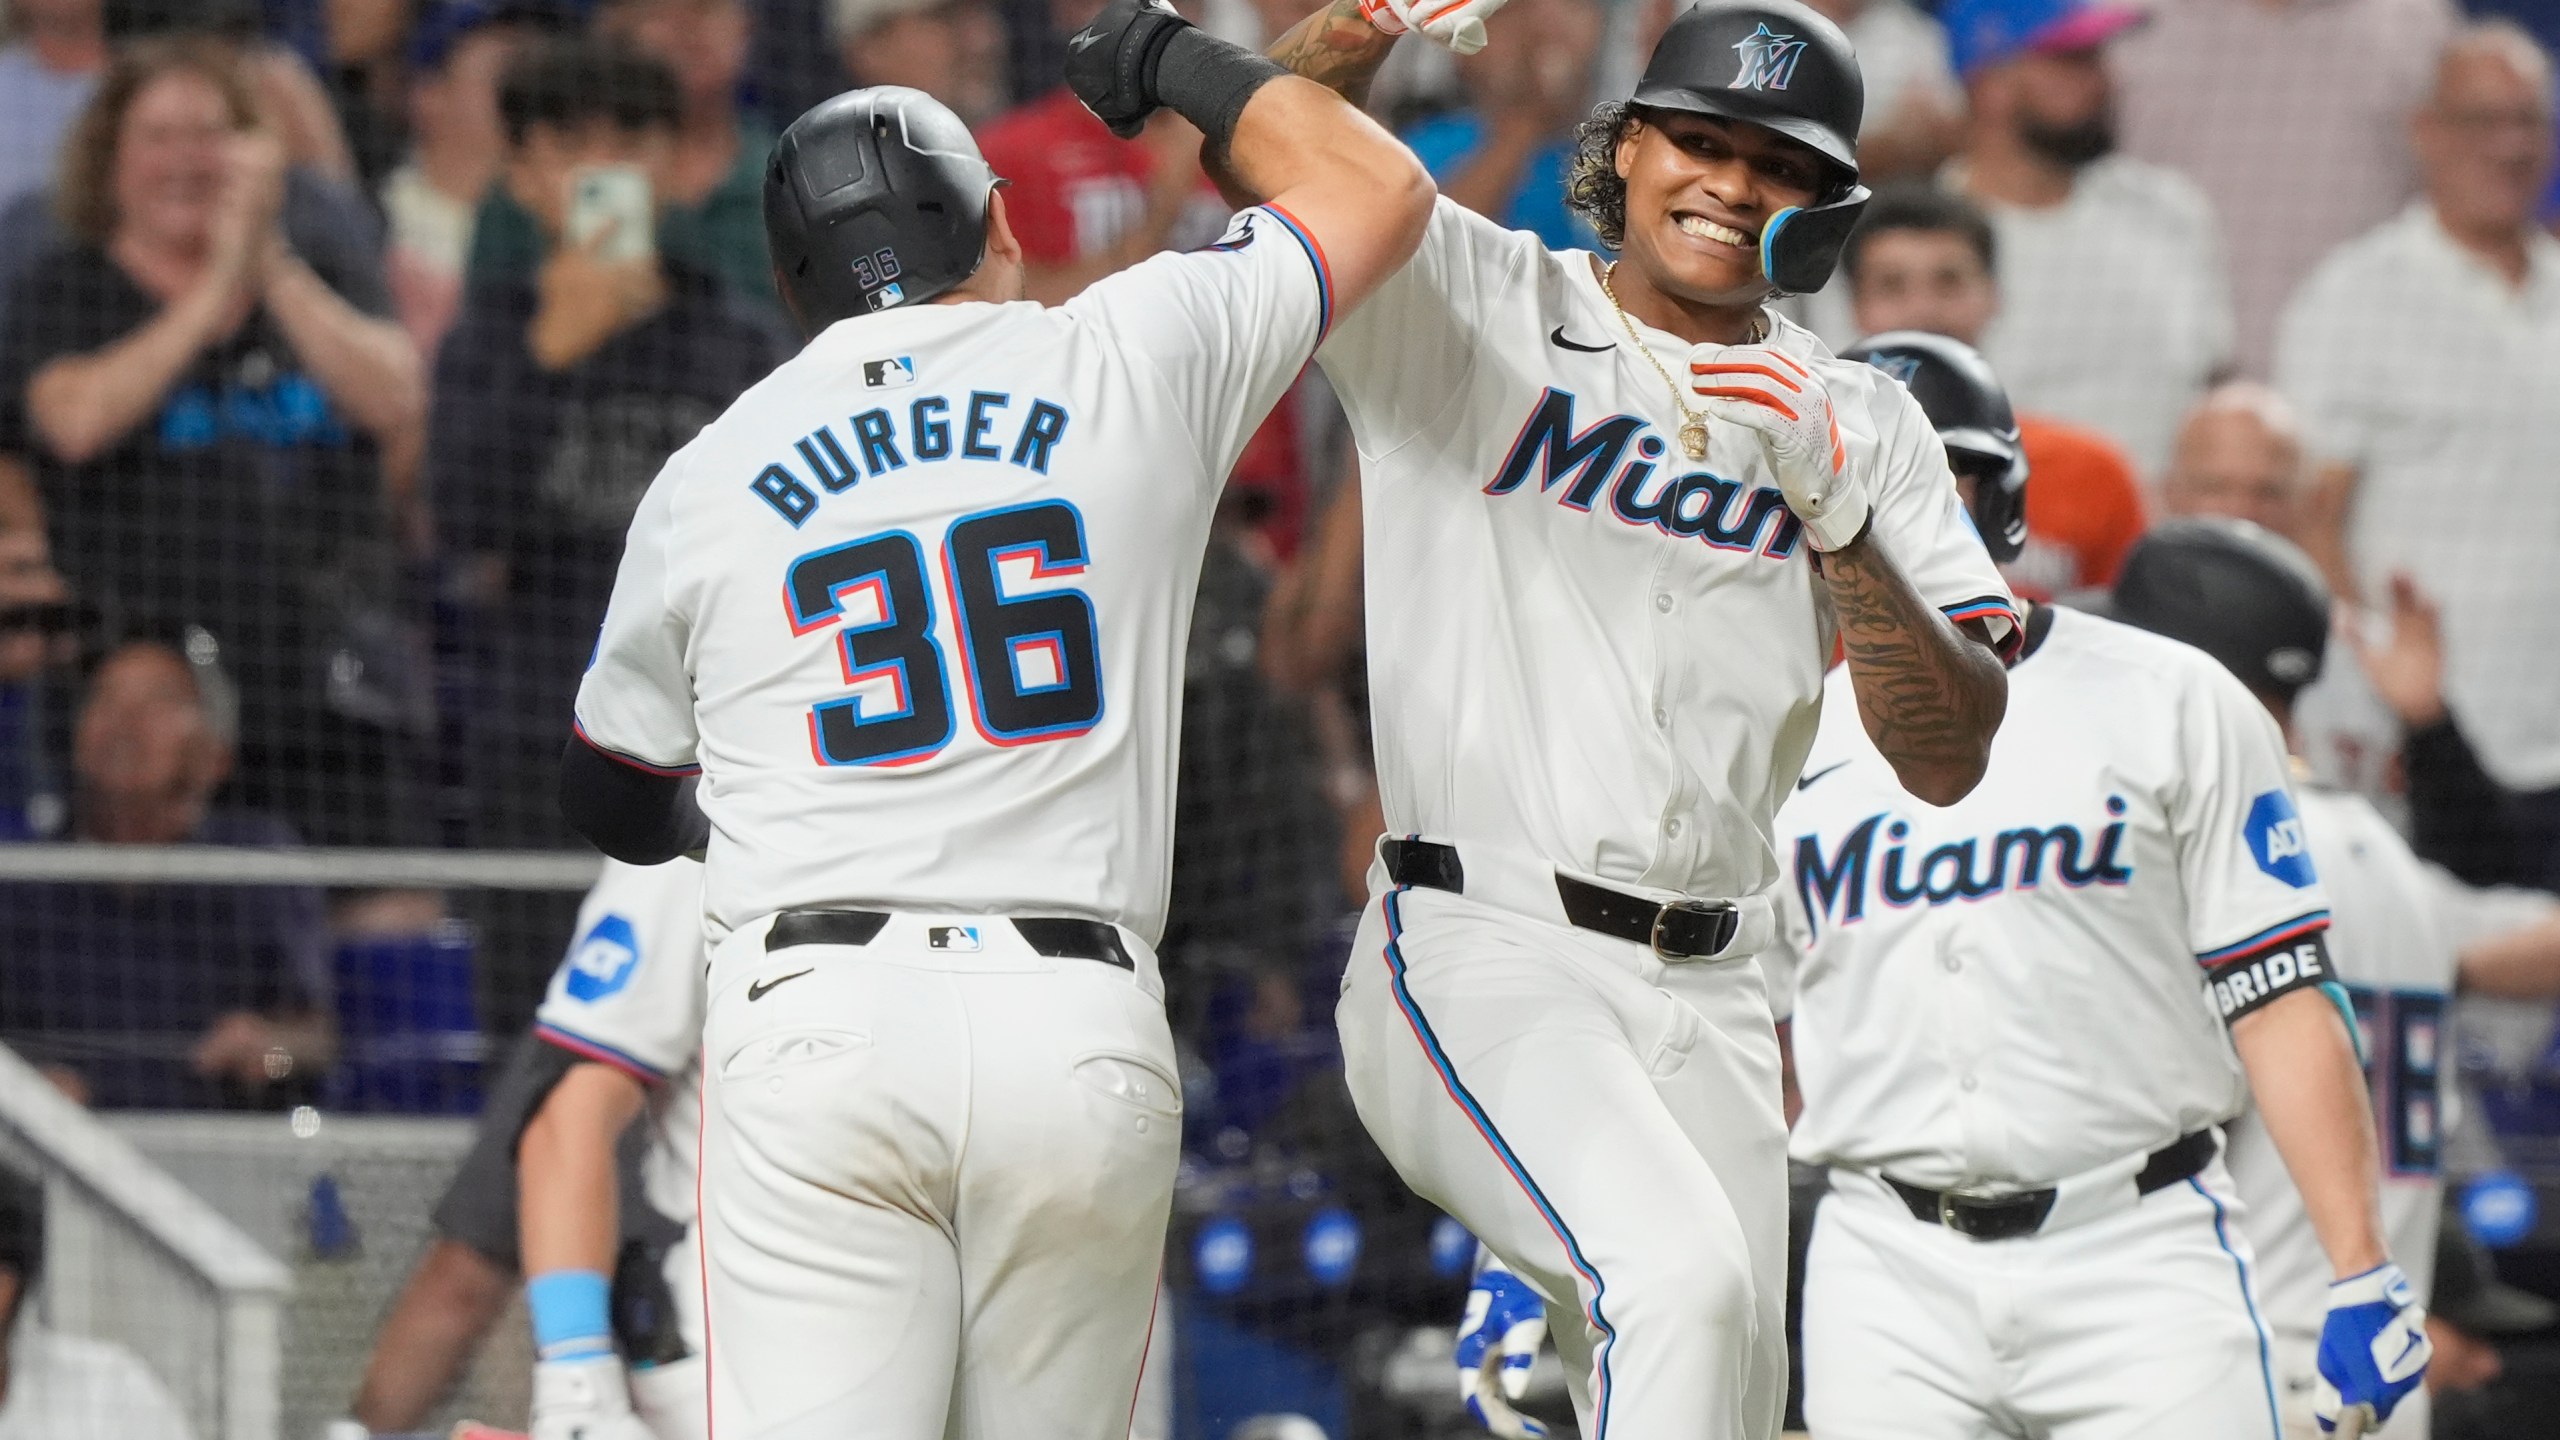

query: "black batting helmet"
left=1633, top=0, right=1870, bottom=293
left=763, top=87, right=1000, bottom=336
left=2110, top=518, right=2332, bottom=703
left=1842, top=331, right=2028, bottom=564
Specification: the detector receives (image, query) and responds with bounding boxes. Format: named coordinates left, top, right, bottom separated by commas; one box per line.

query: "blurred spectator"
left=1944, top=0, right=2234, bottom=481
left=1840, top=183, right=2145, bottom=598
left=0, top=37, right=429, bottom=847
left=2273, top=20, right=2560, bottom=889
left=977, top=0, right=1227, bottom=304
left=2112, top=0, right=2457, bottom=380
left=0, top=5, right=390, bottom=327
left=432, top=36, right=782, bottom=851
left=2155, top=384, right=2410, bottom=816
left=1808, top=0, right=1962, bottom=180
left=1401, top=0, right=1603, bottom=249
left=0, top=632, right=334, bottom=1110
left=102, top=0, right=358, bottom=183
left=832, top=0, right=1008, bottom=127
left=381, top=3, right=553, bottom=358
left=465, top=0, right=781, bottom=311
left=0, top=1165, right=196, bottom=1438
left=0, top=0, right=107, bottom=212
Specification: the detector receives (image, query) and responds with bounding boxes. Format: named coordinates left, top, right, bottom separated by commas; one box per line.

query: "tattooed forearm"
left=1820, top=532, right=2008, bottom=805
left=1267, top=0, right=1398, bottom=108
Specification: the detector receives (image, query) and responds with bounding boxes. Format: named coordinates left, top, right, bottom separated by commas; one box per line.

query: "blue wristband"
left=526, top=1268, right=613, bottom=1359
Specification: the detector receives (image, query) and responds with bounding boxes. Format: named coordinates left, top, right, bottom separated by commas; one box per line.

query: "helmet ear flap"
left=1759, top=183, right=1869, bottom=295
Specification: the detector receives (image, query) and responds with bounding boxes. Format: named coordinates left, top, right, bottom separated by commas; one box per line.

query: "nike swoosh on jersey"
left=747, top=968, right=814, bottom=1002
left=1795, top=760, right=1850, bottom=792
left=1549, top=326, right=1614, bottom=354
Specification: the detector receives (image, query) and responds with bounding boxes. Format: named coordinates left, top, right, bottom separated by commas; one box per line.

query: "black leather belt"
left=765, top=909, right=1133, bottom=970
left=1381, top=838, right=1741, bottom=960
left=1883, top=1128, right=2218, bottom=1242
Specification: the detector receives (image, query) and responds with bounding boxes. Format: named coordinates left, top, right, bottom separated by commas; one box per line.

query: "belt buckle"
left=1650, top=897, right=1738, bottom=960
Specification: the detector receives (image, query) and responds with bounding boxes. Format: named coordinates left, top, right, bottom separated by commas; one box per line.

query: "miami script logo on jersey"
left=1795, top=799, right=2137, bottom=939
left=1730, top=23, right=1807, bottom=91
left=1485, top=388, right=1805, bottom=558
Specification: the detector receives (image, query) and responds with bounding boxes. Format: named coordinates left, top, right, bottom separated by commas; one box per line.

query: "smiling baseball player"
left=2107, top=520, right=2459, bottom=1440
left=515, top=857, right=709, bottom=1440
left=557, top=32, right=1432, bottom=1435
left=1775, top=338, right=2429, bottom=1439
left=1262, top=2, right=2017, bottom=1435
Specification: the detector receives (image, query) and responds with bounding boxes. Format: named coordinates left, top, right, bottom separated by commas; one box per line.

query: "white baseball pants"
left=1338, top=883, right=1792, bottom=1440
left=1802, top=1157, right=2283, bottom=1439
left=696, top=912, right=1181, bottom=1439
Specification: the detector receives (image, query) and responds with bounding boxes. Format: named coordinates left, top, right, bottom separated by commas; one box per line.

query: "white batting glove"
left=2314, top=1262, right=2431, bottom=1435
left=1687, top=343, right=1868, bottom=552
left=1455, top=1249, right=1550, bottom=1438
left=532, top=1354, right=662, bottom=1440
left=1358, top=0, right=1508, bottom=55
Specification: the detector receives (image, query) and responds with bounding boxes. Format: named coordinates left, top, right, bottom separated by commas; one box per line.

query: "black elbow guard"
left=558, top=738, right=710, bottom=866
left=1067, top=0, right=1285, bottom=149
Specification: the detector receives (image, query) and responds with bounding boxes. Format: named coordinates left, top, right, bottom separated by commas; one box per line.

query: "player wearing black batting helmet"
left=762, top=86, right=1002, bottom=335
left=1842, top=331, right=2029, bottom=564
left=1570, top=0, right=1872, bottom=293
left=2109, top=517, right=2333, bottom=704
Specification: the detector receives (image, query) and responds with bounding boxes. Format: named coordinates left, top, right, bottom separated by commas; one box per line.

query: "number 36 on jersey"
left=784, top=498, right=1104, bottom=767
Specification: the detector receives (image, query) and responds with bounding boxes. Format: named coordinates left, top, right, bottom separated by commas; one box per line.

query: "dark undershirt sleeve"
left=559, top=737, right=709, bottom=865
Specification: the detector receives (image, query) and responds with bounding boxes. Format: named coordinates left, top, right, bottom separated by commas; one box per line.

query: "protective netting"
left=1, top=0, right=2558, bottom=1438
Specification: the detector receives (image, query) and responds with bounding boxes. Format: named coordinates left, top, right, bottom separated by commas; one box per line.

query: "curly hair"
left=1564, top=102, right=1643, bottom=252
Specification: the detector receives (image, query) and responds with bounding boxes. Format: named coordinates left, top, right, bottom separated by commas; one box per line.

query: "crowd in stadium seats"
left=0, top=0, right=2550, bottom=1433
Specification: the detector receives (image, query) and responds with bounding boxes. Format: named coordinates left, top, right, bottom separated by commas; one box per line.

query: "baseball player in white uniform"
left=1264, top=3, right=2018, bottom=1435
left=517, top=858, right=710, bottom=1440
left=560, top=29, right=1433, bottom=1437
left=1775, top=329, right=2432, bottom=1440
left=2105, top=524, right=2461, bottom=1439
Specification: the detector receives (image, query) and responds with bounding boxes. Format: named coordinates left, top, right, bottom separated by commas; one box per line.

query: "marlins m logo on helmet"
left=1729, top=22, right=1807, bottom=90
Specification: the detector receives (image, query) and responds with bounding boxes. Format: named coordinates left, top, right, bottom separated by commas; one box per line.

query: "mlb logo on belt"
left=929, top=925, right=981, bottom=951
left=865, top=356, right=916, bottom=388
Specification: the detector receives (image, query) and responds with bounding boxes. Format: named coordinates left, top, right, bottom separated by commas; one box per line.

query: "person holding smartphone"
left=427, top=35, right=784, bottom=986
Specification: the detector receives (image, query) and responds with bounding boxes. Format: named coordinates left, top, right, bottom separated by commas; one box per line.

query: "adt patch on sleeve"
left=2245, top=790, right=2319, bottom=889
left=2207, top=928, right=2334, bottom=1023
left=565, top=914, right=643, bottom=1001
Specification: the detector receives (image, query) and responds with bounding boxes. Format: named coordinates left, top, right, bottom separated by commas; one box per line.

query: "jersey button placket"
left=1642, top=553, right=1697, bottom=884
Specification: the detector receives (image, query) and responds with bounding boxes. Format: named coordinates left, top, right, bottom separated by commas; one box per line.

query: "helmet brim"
left=1627, top=86, right=1857, bottom=178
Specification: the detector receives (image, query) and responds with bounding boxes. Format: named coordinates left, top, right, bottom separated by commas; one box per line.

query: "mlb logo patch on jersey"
left=2245, top=790, right=2319, bottom=889
left=863, top=356, right=916, bottom=389
left=929, top=925, right=981, bottom=952
left=565, top=914, right=642, bottom=1001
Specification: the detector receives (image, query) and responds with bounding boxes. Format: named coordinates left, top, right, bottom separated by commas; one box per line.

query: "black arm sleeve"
left=2404, top=718, right=2526, bottom=888
left=559, top=738, right=710, bottom=865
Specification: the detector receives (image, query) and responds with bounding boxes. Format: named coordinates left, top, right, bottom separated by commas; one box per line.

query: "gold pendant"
left=1678, top=419, right=1708, bottom=460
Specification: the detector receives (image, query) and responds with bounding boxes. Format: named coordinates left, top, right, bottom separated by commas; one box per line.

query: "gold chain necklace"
left=1597, top=261, right=1767, bottom=461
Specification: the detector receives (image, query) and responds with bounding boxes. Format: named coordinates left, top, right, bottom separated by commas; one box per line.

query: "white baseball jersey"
left=1776, top=606, right=2335, bottom=1186
left=1316, top=198, right=2017, bottom=905
left=573, top=206, right=1327, bottom=945
left=533, top=857, right=708, bottom=1227
left=2225, top=783, right=2454, bottom=1436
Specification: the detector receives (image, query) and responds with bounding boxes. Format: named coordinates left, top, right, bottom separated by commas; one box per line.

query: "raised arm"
left=1266, top=0, right=1400, bottom=109
left=1067, top=0, right=1432, bottom=315
left=1820, top=539, right=2008, bottom=805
